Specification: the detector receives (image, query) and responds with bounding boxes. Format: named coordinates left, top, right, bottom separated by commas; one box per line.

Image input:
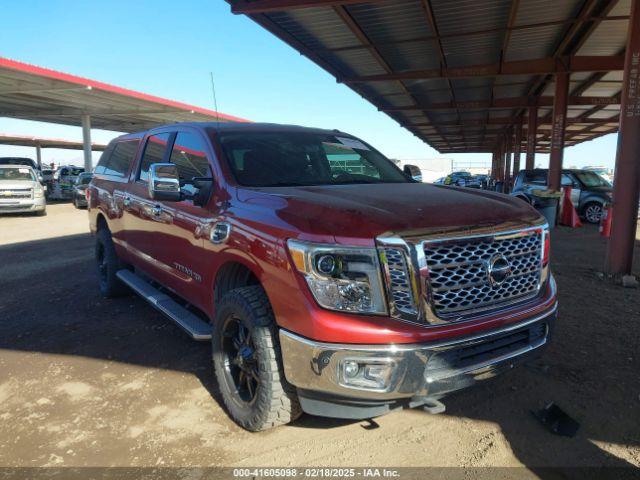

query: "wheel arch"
left=96, top=212, right=108, bottom=230
left=212, top=259, right=262, bottom=305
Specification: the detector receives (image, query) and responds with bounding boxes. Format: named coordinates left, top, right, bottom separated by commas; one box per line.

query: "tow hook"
left=409, top=396, right=446, bottom=415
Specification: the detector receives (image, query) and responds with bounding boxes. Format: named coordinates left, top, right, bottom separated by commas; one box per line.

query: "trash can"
left=531, top=189, right=562, bottom=228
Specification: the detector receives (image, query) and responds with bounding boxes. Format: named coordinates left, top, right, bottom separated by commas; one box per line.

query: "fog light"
left=340, top=359, right=396, bottom=391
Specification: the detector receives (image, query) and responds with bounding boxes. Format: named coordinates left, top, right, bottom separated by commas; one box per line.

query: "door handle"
left=151, top=205, right=163, bottom=217
left=123, top=196, right=131, bottom=207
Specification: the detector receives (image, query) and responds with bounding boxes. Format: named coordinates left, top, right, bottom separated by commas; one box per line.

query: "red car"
left=88, top=122, right=557, bottom=431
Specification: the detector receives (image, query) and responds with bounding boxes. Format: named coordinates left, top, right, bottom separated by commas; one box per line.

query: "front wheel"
left=582, top=202, right=603, bottom=224
left=212, top=285, right=301, bottom=431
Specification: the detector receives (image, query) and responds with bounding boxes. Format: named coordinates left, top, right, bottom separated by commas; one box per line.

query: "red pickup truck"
left=88, top=122, right=557, bottom=431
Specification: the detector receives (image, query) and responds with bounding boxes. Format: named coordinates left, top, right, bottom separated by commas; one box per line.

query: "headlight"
left=287, top=239, right=387, bottom=314
left=34, top=188, right=44, bottom=198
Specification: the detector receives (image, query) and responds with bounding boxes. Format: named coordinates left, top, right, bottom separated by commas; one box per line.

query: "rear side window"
left=94, top=140, right=140, bottom=177
left=168, top=132, right=211, bottom=182
left=523, top=171, right=547, bottom=185
left=139, top=133, right=171, bottom=182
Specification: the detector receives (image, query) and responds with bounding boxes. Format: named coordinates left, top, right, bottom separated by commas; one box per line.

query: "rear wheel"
left=212, top=285, right=301, bottom=431
left=582, top=202, right=603, bottom=224
left=95, top=228, right=129, bottom=297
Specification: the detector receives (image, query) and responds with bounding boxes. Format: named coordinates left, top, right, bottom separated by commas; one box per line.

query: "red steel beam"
left=230, top=0, right=379, bottom=14
left=381, top=95, right=619, bottom=111
left=408, top=117, right=617, bottom=128
left=341, top=56, right=624, bottom=82
left=548, top=72, right=570, bottom=191
left=605, top=0, right=640, bottom=277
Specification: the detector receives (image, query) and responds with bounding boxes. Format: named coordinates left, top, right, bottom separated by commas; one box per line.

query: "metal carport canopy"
left=0, top=133, right=106, bottom=151
left=228, top=0, right=630, bottom=154
left=0, top=56, right=249, bottom=171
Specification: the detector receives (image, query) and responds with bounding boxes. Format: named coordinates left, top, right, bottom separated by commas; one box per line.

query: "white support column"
left=35, top=143, right=42, bottom=169
left=81, top=114, right=92, bottom=172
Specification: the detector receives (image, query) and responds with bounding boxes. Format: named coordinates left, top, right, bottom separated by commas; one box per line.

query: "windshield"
left=218, top=132, right=409, bottom=187
left=0, top=167, right=35, bottom=181
left=575, top=171, right=610, bottom=187
left=77, top=174, right=93, bottom=185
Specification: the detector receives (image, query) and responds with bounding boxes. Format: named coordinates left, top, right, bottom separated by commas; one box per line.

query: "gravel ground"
left=0, top=203, right=638, bottom=472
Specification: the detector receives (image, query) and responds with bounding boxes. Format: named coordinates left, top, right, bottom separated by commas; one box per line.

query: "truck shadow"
left=0, top=232, right=638, bottom=473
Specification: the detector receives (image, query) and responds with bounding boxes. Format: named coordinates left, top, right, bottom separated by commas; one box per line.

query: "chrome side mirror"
left=403, top=164, right=422, bottom=182
left=148, top=163, right=181, bottom=201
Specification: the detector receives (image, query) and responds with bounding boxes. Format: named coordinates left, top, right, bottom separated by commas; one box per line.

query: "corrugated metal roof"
left=231, top=0, right=630, bottom=153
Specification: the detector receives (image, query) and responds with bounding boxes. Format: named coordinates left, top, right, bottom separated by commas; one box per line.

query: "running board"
left=116, top=269, right=212, bottom=341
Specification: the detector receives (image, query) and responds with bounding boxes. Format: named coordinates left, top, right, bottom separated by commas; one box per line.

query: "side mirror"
left=148, top=163, right=181, bottom=201
left=403, top=164, right=422, bottom=182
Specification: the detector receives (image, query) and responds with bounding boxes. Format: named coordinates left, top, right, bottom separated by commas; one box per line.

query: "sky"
left=0, top=0, right=620, bottom=170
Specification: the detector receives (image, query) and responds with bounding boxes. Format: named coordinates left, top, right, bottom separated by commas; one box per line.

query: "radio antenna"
left=209, top=71, right=220, bottom=132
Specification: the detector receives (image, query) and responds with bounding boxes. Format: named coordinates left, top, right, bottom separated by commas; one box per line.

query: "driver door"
left=149, top=129, right=216, bottom=311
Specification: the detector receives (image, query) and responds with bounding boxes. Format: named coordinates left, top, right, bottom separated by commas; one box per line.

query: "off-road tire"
left=95, top=228, right=129, bottom=298
left=212, top=285, right=302, bottom=431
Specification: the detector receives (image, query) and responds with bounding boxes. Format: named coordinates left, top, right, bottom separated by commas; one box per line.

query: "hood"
left=238, top=183, right=543, bottom=240
left=0, top=180, right=37, bottom=190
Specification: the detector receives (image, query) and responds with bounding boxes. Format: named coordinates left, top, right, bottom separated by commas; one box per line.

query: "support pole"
left=491, top=150, right=498, bottom=180
left=526, top=106, right=538, bottom=170
left=497, top=142, right=505, bottom=182
left=35, top=144, right=42, bottom=170
left=81, top=114, right=93, bottom=172
left=504, top=131, right=513, bottom=191
left=548, top=72, right=569, bottom=191
left=605, top=0, right=640, bottom=277
left=513, top=118, right=523, bottom=177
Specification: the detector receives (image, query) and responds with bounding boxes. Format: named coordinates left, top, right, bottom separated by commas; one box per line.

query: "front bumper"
left=280, top=302, right=556, bottom=418
left=0, top=197, right=46, bottom=214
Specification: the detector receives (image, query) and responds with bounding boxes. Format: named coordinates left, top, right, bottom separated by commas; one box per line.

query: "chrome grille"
left=424, top=232, right=542, bottom=316
left=382, top=248, right=416, bottom=316
left=0, top=188, right=32, bottom=199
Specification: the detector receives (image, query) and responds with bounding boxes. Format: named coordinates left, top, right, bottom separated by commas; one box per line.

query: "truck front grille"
left=382, top=248, right=417, bottom=316
left=0, top=188, right=32, bottom=199
left=424, top=231, right=542, bottom=316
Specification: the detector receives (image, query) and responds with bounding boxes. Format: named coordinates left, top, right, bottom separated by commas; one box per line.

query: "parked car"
left=474, top=174, right=491, bottom=189
left=511, top=168, right=612, bottom=223
left=88, top=122, right=556, bottom=431
left=48, top=165, right=85, bottom=200
left=72, top=172, right=93, bottom=209
left=0, top=157, right=39, bottom=170
left=444, top=171, right=481, bottom=188
left=0, top=165, right=46, bottom=215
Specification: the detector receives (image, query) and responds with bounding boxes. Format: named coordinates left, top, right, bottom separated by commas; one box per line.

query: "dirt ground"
left=0, top=204, right=638, bottom=472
